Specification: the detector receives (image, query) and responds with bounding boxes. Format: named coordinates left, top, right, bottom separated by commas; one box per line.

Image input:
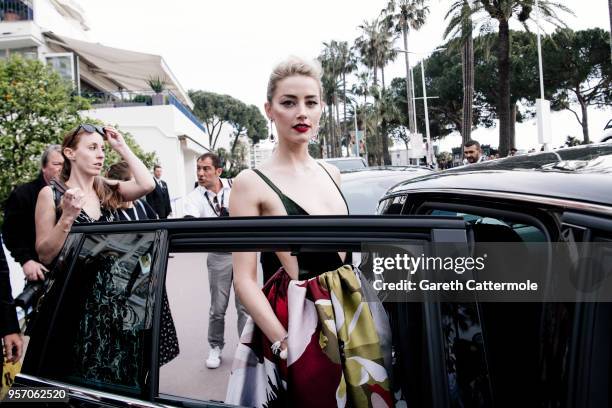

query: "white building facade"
left=250, top=139, right=275, bottom=168
left=0, top=0, right=209, bottom=216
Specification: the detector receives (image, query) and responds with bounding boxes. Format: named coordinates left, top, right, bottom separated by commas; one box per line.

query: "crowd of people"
left=1, top=56, right=516, bottom=407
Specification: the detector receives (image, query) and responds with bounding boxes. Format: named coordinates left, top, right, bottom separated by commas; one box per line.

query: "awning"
left=43, top=32, right=193, bottom=109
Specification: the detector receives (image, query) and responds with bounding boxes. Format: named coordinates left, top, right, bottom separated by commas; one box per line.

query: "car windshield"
left=342, top=169, right=430, bottom=214
left=325, top=158, right=367, bottom=171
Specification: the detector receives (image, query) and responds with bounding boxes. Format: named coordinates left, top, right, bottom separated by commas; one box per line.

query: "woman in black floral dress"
left=35, top=124, right=156, bottom=386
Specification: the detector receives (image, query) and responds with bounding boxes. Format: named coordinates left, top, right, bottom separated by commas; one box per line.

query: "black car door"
left=14, top=228, right=173, bottom=407
left=14, top=216, right=468, bottom=408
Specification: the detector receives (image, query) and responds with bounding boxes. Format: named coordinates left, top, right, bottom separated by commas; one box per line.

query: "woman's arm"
left=35, top=186, right=81, bottom=265
left=230, top=171, right=288, bottom=346
left=104, top=127, right=155, bottom=201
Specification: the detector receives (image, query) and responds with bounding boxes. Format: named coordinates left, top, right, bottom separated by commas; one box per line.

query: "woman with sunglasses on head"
left=226, top=57, right=392, bottom=407
left=35, top=124, right=155, bottom=265
left=33, top=125, right=155, bottom=385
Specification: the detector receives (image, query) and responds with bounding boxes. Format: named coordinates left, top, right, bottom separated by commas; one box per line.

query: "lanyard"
left=120, top=200, right=145, bottom=221
left=204, top=188, right=225, bottom=217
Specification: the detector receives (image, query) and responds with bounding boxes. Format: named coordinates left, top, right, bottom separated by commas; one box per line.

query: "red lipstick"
left=293, top=124, right=310, bottom=133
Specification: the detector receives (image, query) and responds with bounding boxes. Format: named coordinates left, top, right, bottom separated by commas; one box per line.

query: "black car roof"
left=387, top=143, right=612, bottom=207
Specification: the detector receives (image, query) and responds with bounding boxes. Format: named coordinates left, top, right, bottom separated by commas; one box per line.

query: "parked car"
left=341, top=166, right=433, bottom=214
left=323, top=156, right=368, bottom=172
left=12, top=143, right=612, bottom=407
left=378, top=142, right=612, bottom=408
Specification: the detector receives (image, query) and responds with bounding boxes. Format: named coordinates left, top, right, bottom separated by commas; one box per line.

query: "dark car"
left=10, top=144, right=612, bottom=407
left=377, top=142, right=612, bottom=408
left=342, top=166, right=433, bottom=214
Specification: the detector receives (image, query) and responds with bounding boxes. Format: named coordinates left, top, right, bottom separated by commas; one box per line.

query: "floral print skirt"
left=226, top=265, right=393, bottom=408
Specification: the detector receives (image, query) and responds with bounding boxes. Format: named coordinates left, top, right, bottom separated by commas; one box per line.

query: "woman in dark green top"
left=227, top=57, right=392, bottom=408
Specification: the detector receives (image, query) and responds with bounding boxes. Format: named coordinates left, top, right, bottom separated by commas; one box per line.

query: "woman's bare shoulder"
left=230, top=169, right=265, bottom=215
left=318, top=161, right=341, bottom=184
left=233, top=168, right=262, bottom=187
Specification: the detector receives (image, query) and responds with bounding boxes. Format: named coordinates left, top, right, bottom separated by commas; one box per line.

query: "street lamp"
left=535, top=0, right=552, bottom=152
left=397, top=47, right=445, bottom=166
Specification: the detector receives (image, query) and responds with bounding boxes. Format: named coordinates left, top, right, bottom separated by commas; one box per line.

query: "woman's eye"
left=307, top=101, right=318, bottom=107
left=281, top=100, right=294, bottom=107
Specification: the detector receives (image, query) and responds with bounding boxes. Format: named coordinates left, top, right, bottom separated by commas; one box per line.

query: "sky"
left=77, top=0, right=610, bottom=108
left=75, top=1, right=611, bottom=149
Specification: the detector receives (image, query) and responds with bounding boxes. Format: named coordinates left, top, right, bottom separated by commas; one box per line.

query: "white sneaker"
left=206, top=346, right=222, bottom=369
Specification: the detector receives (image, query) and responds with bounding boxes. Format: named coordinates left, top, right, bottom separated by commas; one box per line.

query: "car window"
left=429, top=209, right=547, bottom=242
left=153, top=217, right=468, bottom=407
left=36, top=232, right=158, bottom=396
left=415, top=205, right=570, bottom=406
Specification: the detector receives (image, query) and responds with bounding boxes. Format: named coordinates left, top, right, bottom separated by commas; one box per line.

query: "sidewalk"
left=159, top=252, right=246, bottom=402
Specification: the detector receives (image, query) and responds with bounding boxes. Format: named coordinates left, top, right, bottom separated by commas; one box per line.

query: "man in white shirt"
left=183, top=153, right=247, bottom=369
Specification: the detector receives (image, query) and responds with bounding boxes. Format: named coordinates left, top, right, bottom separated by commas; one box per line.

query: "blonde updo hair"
left=266, top=56, right=323, bottom=102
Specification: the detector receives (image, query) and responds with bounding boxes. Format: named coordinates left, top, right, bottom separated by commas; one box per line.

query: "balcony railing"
left=1, top=0, right=33, bottom=21
left=84, top=90, right=206, bottom=134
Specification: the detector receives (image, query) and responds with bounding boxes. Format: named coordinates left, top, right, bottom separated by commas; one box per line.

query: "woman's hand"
left=103, top=126, right=130, bottom=155
left=60, top=188, right=83, bottom=222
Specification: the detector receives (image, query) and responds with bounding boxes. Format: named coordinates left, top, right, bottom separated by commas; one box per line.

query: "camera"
left=14, top=280, right=45, bottom=310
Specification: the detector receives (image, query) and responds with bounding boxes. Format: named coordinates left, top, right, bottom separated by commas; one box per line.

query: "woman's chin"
left=283, top=132, right=310, bottom=144
left=85, top=168, right=102, bottom=177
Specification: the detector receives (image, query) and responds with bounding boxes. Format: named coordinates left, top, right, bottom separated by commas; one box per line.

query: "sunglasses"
left=73, top=124, right=106, bottom=138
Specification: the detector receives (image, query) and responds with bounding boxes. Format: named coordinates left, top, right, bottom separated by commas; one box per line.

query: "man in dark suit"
left=146, top=165, right=172, bottom=218
left=2, top=144, right=64, bottom=281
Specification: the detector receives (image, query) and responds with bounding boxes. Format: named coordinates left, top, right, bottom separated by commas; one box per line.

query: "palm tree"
left=608, top=0, right=612, bottom=64
left=355, top=19, right=382, bottom=86
left=335, top=42, right=357, bottom=141
left=444, top=0, right=479, bottom=143
left=351, top=71, right=371, bottom=155
left=319, top=42, right=344, bottom=157
left=450, top=0, right=572, bottom=155
left=382, top=0, right=429, bottom=136
left=355, top=18, right=398, bottom=164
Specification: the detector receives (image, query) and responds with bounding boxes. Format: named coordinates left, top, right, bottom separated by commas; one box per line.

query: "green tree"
left=0, top=56, right=157, bottom=221
left=389, top=47, right=474, bottom=141
left=474, top=31, right=542, bottom=147
left=0, top=56, right=88, bottom=216
left=543, top=28, right=612, bottom=143
left=319, top=41, right=343, bottom=157
left=382, top=0, right=430, bottom=135
left=444, top=0, right=479, bottom=143
left=338, top=42, right=357, bottom=142
left=228, top=104, right=266, bottom=154
left=454, top=0, right=572, bottom=155
left=609, top=0, right=612, bottom=64
left=190, top=90, right=266, bottom=152
left=355, top=18, right=397, bottom=164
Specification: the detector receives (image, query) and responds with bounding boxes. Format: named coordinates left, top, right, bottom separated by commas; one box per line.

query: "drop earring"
left=269, top=118, right=275, bottom=142
left=311, top=124, right=320, bottom=142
